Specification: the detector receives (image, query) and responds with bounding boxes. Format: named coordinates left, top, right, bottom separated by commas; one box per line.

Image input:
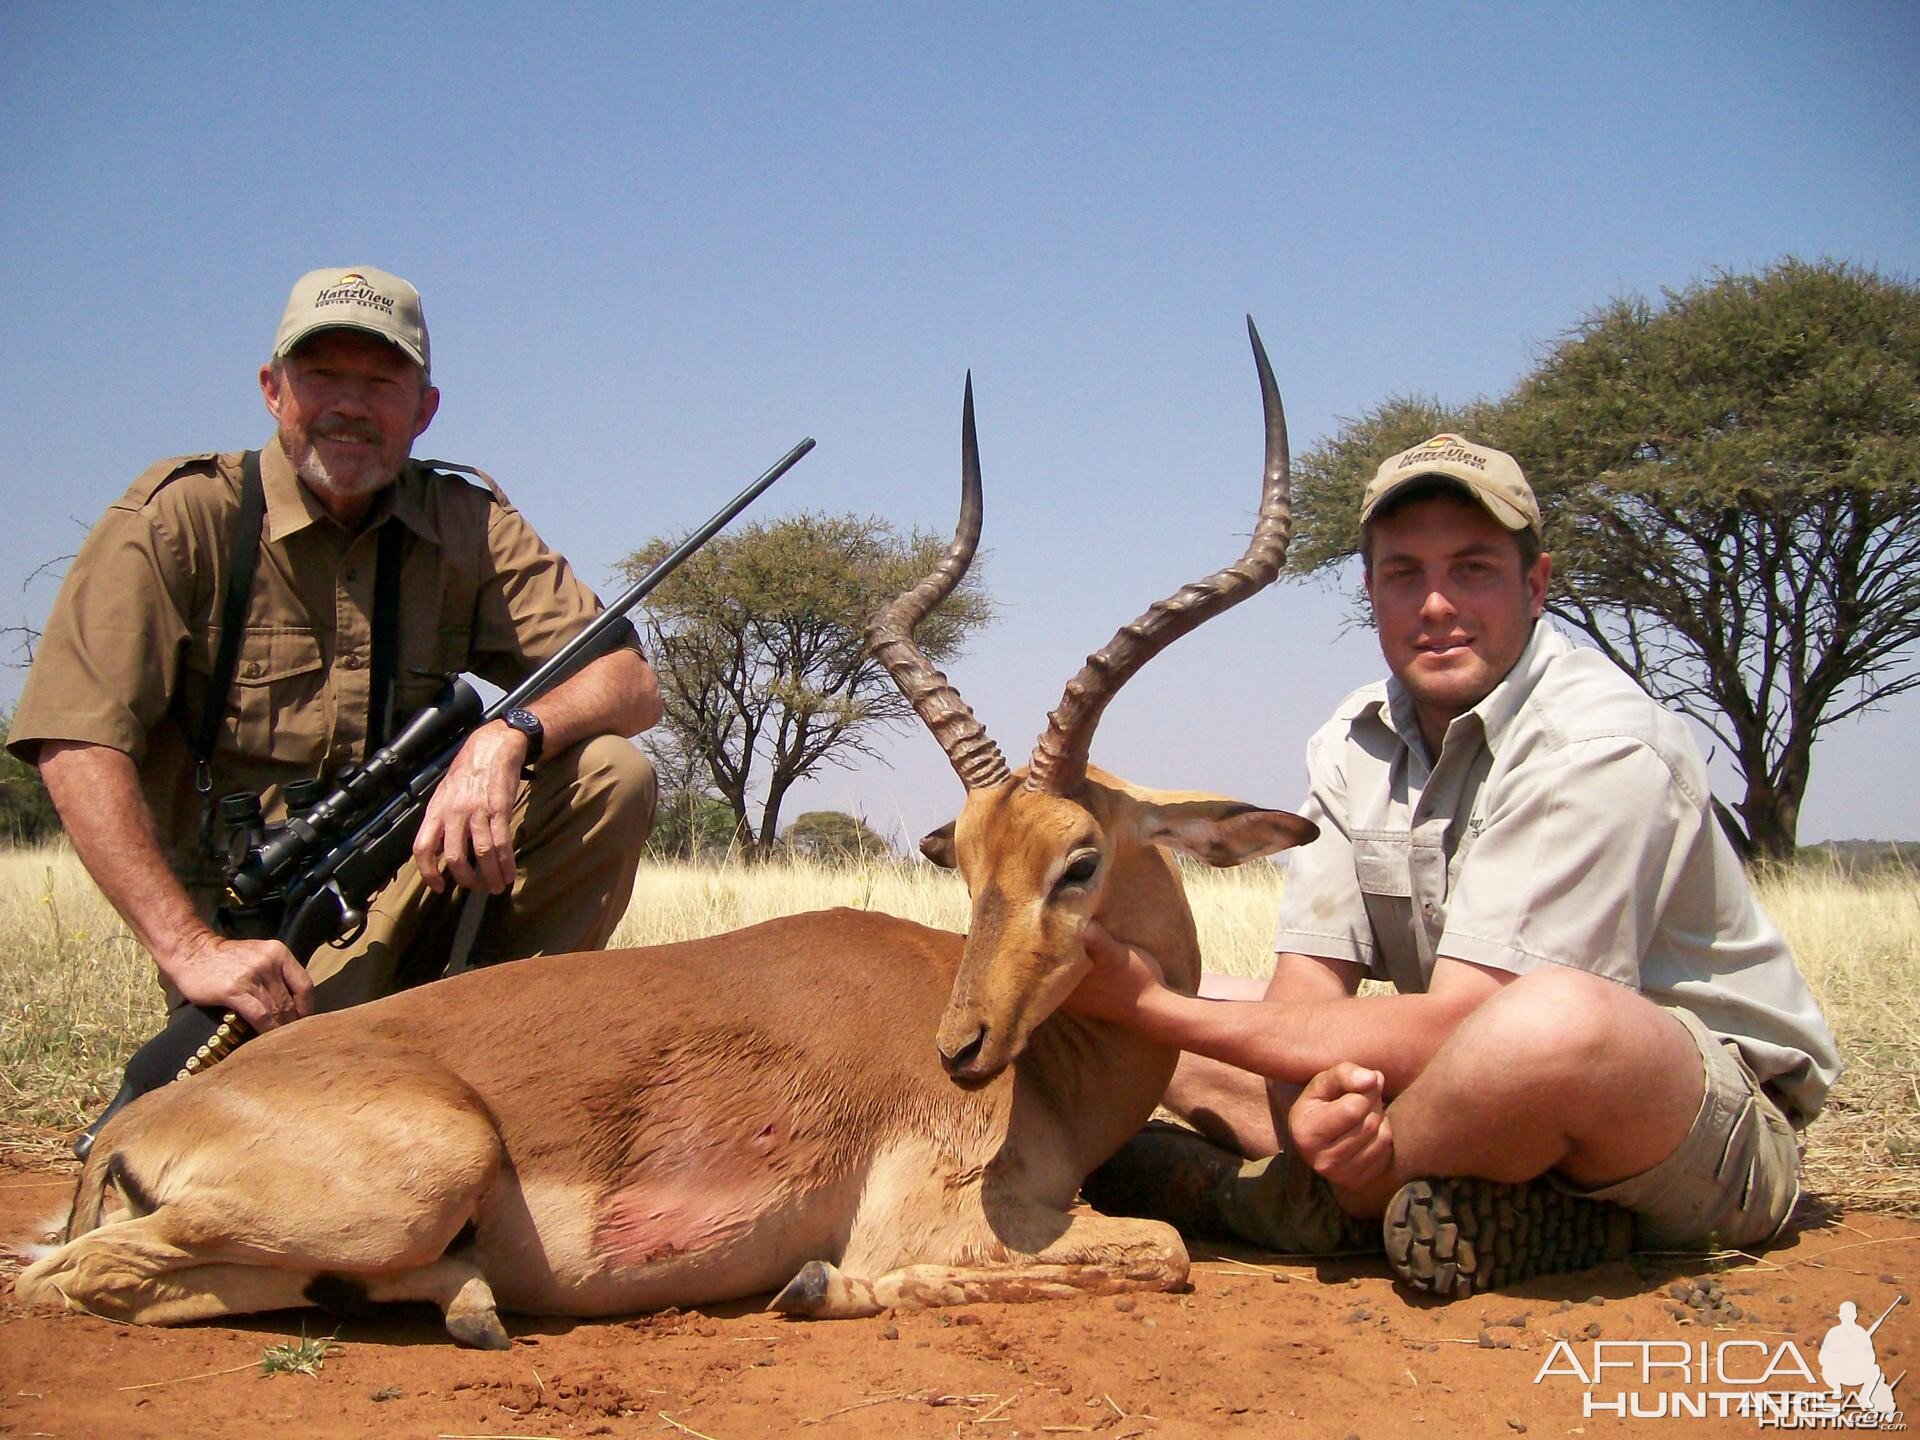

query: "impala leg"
left=18, top=1071, right=507, bottom=1342
left=769, top=1211, right=1189, bottom=1319
left=23, top=1225, right=510, bottom=1349
left=19, top=1210, right=317, bottom=1324
left=321, top=1256, right=511, bottom=1350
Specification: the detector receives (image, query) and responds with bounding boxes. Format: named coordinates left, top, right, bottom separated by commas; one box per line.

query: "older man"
left=9, top=266, right=661, bottom=1037
left=1069, top=434, right=1841, bottom=1298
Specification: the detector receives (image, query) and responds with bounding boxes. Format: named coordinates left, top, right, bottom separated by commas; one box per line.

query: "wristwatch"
left=501, top=707, right=545, bottom=765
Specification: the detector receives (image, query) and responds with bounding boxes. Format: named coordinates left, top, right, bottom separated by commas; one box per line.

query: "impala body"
left=19, top=322, right=1312, bottom=1345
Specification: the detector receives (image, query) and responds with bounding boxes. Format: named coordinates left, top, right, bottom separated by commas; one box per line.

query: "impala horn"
left=1026, top=316, right=1292, bottom=795
left=866, top=374, right=1013, bottom=792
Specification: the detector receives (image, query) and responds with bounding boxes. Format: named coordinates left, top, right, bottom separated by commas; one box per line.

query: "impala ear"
left=920, top=821, right=959, bottom=869
left=1136, top=800, right=1318, bottom=868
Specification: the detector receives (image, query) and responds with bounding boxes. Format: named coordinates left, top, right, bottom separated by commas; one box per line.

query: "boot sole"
left=1383, top=1176, right=1633, bottom=1299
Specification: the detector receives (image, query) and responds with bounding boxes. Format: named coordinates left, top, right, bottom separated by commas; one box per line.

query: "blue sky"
left=3, top=2, right=1915, bottom=844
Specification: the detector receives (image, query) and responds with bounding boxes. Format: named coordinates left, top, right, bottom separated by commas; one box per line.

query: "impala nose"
left=939, top=1025, right=987, bottom=1078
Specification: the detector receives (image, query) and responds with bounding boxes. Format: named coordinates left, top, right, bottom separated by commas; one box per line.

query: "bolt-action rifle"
left=74, top=437, right=816, bottom=1158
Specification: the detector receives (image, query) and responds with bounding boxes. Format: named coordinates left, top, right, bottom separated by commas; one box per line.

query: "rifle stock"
left=73, top=437, right=816, bottom=1158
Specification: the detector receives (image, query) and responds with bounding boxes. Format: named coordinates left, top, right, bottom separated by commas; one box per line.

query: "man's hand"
left=1287, top=1061, right=1394, bottom=1194
left=414, top=720, right=527, bottom=894
left=1064, top=920, right=1169, bottom=1022
left=160, top=930, right=313, bottom=1033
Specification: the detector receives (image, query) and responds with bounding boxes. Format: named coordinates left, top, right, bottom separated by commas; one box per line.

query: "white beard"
left=285, top=432, right=400, bottom=507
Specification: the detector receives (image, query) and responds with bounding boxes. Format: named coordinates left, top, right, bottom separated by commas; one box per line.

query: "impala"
left=18, top=320, right=1314, bottom=1346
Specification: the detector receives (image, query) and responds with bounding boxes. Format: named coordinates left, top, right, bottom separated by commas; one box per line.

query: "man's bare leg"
left=1290, top=966, right=1704, bottom=1218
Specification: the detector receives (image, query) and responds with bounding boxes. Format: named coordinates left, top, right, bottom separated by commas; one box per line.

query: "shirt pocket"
left=1352, top=834, right=1413, bottom=898
left=224, top=627, right=327, bottom=767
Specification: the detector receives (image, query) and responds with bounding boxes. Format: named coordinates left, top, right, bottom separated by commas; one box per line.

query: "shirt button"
left=341, top=654, right=364, bottom=671
left=344, top=567, right=360, bottom=583
left=243, top=660, right=263, bottom=678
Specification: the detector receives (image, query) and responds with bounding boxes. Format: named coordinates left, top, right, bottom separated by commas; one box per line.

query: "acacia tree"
left=622, top=512, right=991, bottom=856
left=778, top=810, right=895, bottom=864
left=1287, top=260, right=1920, bottom=861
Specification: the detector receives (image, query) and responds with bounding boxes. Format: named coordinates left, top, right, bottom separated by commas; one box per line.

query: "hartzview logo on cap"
left=312, top=274, right=398, bottom=316
left=274, top=265, right=429, bottom=371
left=1362, top=431, right=1541, bottom=533
left=1397, top=436, right=1491, bottom=473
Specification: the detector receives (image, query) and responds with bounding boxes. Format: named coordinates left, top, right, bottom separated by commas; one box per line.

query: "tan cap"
left=1361, top=433, right=1540, bottom=533
left=273, top=266, right=429, bottom=371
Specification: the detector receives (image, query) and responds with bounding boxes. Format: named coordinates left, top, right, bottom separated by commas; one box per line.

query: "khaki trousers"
left=302, top=734, right=656, bottom=1011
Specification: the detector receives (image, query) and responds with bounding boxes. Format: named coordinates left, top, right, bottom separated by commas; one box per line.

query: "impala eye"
left=1056, top=849, right=1101, bottom=892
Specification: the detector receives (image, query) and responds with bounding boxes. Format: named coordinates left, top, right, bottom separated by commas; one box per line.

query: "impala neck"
left=1015, top=839, right=1204, bottom=1194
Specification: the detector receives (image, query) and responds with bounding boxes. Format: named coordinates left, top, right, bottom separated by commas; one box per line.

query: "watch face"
left=505, top=708, right=543, bottom=758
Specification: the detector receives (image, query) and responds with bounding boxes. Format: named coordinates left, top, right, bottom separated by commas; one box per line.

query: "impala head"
left=869, top=319, right=1318, bottom=1086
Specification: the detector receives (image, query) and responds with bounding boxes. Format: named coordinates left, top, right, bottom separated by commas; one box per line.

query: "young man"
left=1067, top=433, right=1841, bottom=1297
left=9, top=267, right=663, bottom=1036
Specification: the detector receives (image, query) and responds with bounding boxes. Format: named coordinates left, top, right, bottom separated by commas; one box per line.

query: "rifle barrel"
left=486, top=436, right=816, bottom=723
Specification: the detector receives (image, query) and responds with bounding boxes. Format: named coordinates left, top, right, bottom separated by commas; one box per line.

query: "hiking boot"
left=1081, top=1121, right=1244, bottom=1240
left=1083, top=1121, right=1376, bottom=1256
left=1383, top=1176, right=1634, bottom=1299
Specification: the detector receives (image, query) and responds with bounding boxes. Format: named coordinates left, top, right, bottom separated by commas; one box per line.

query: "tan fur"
left=18, top=779, right=1310, bottom=1343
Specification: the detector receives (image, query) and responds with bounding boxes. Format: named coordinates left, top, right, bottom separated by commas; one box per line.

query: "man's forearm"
left=522, top=646, right=661, bottom=751
left=1124, top=986, right=1484, bottom=1095
left=38, top=741, right=215, bottom=972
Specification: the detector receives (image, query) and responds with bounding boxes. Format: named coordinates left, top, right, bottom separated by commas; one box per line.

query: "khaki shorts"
left=1572, top=1007, right=1803, bottom=1250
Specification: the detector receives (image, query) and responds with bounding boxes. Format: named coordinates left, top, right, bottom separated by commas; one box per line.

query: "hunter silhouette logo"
left=1819, top=1297, right=1904, bottom=1416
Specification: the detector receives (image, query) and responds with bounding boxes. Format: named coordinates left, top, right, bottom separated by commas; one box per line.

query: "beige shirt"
left=1271, top=621, right=1841, bottom=1123
left=9, top=438, right=610, bottom=894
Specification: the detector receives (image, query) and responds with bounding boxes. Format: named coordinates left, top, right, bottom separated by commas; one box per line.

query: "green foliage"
left=778, top=810, right=896, bottom=864
left=647, top=786, right=741, bottom=862
left=624, top=511, right=992, bottom=855
left=0, top=712, right=60, bottom=846
left=259, top=1329, right=338, bottom=1377
left=1285, top=395, right=1502, bottom=579
left=1286, top=259, right=1920, bottom=860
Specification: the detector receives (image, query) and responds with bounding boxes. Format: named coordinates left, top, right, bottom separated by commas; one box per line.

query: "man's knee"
left=567, top=735, right=657, bottom=848
left=1448, top=967, right=1663, bottom=1089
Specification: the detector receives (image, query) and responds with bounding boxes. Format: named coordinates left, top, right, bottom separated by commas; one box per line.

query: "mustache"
left=310, top=421, right=383, bottom=444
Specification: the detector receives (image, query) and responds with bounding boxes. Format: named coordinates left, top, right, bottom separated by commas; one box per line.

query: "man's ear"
left=920, top=821, right=958, bottom=869
left=413, top=383, right=441, bottom=441
left=1135, top=799, right=1318, bottom=868
left=259, top=362, right=285, bottom=419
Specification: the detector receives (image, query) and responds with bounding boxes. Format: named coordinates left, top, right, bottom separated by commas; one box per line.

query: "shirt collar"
left=1470, top=619, right=1566, bottom=755
left=1371, top=618, right=1567, bottom=763
left=259, top=436, right=441, bottom=545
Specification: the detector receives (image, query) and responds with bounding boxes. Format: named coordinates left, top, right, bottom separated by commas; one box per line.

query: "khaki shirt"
left=9, top=438, right=612, bottom=894
left=1270, top=621, right=1842, bottom=1124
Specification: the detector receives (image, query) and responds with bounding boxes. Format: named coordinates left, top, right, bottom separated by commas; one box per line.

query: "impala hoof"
left=446, top=1308, right=512, bottom=1350
left=769, top=1260, right=833, bottom=1316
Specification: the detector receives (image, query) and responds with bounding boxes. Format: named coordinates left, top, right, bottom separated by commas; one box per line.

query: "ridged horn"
left=866, top=375, right=1013, bottom=791
left=1026, top=316, right=1291, bottom=795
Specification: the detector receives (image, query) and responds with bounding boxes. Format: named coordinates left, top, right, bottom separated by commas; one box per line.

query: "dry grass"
left=1755, top=861, right=1920, bottom=1216
left=2, top=843, right=1915, bottom=1214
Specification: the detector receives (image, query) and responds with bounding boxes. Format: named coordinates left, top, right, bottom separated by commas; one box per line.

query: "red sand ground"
left=2, top=1143, right=1913, bottom=1439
